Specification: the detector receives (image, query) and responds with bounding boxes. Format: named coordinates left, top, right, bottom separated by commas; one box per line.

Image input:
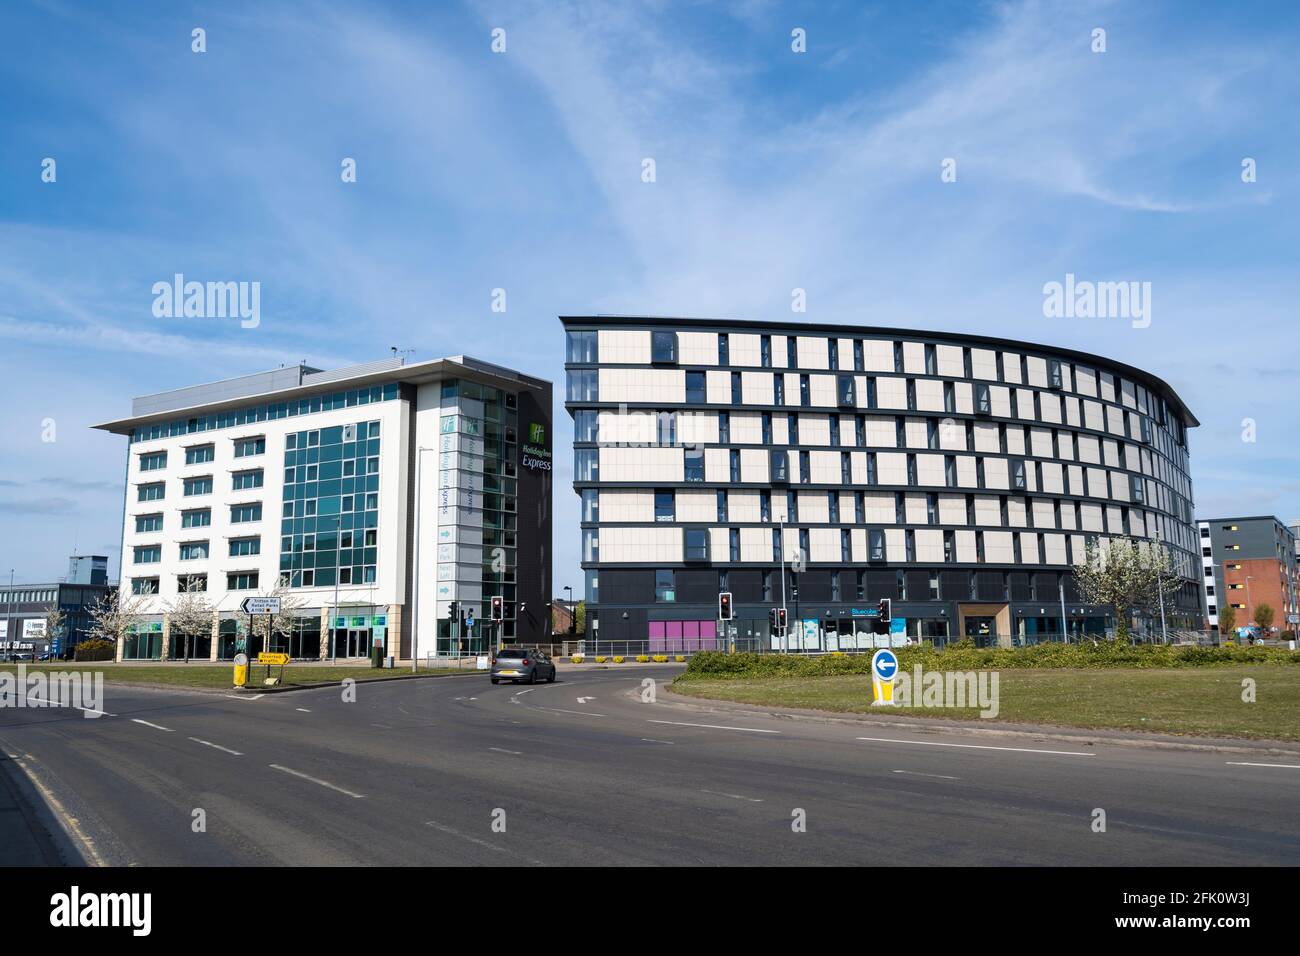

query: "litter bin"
left=370, top=643, right=383, bottom=668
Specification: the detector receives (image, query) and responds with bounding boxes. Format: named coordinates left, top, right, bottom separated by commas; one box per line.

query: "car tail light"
left=522, top=658, right=531, bottom=665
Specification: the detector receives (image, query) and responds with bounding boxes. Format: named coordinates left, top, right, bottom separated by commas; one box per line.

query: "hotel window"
left=139, top=451, right=167, bottom=471
left=761, top=412, right=772, bottom=444
left=186, top=444, right=215, bottom=465
left=718, top=333, right=730, bottom=367
left=655, top=489, right=675, bottom=522
left=772, top=529, right=781, bottom=562
left=829, top=491, right=840, bottom=523
left=135, top=513, right=163, bottom=533
left=719, top=411, right=731, bottom=444
left=574, top=409, right=598, bottom=442
left=229, top=537, right=260, bottom=557
left=945, top=455, right=957, bottom=488
left=840, top=452, right=851, bottom=484
left=684, top=448, right=704, bottom=482
left=770, top=450, right=789, bottom=483
left=975, top=383, right=991, bottom=415
left=944, top=382, right=956, bottom=413
left=855, top=491, right=865, bottom=524
left=828, top=339, right=839, bottom=370
left=138, top=482, right=165, bottom=502
left=179, top=541, right=209, bottom=561
left=717, top=490, right=728, bottom=522
left=1048, top=359, right=1063, bottom=389
left=759, top=489, right=771, bottom=522
left=837, top=374, right=855, bottom=407
left=582, top=529, right=599, bottom=562
left=655, top=569, right=676, bottom=603
left=760, top=335, right=772, bottom=367
left=134, top=545, right=161, bottom=564
left=181, top=508, right=210, bottom=528
left=686, top=529, right=710, bottom=561
left=868, top=530, right=889, bottom=561
left=866, top=452, right=877, bottom=484
left=799, top=451, right=811, bottom=484
left=566, top=330, right=598, bottom=363
left=841, top=529, right=851, bottom=562
left=787, top=491, right=798, bottom=522
left=906, top=379, right=917, bottom=411
left=231, top=502, right=262, bottom=523
left=927, top=420, right=939, bottom=449
left=234, top=437, right=265, bottom=458
left=730, top=372, right=742, bottom=405
left=575, top=448, right=599, bottom=481
left=906, top=454, right=917, bottom=485
left=730, top=449, right=741, bottom=482
left=927, top=493, right=938, bottom=524
left=905, top=530, right=916, bottom=562
left=566, top=369, right=598, bottom=401
left=686, top=371, right=706, bottom=404
left=853, top=340, right=865, bottom=372
left=232, top=469, right=263, bottom=491
left=1011, top=459, right=1027, bottom=490
left=132, top=577, right=159, bottom=595
left=799, top=528, right=810, bottom=560
left=788, top=413, right=799, bottom=444
left=729, top=528, right=740, bottom=562
left=924, top=344, right=937, bottom=375
left=831, top=571, right=842, bottom=601
left=944, top=530, right=955, bottom=562
left=800, top=374, right=810, bottom=407
left=184, top=476, right=213, bottom=497
left=227, top=571, right=259, bottom=591
left=762, top=571, right=773, bottom=601
left=774, top=375, right=785, bottom=405
left=787, top=337, right=798, bottom=368
left=866, top=377, right=877, bottom=409
left=651, top=331, right=678, bottom=364
left=1130, top=475, right=1145, bottom=504
left=1139, top=417, right=1153, bottom=444
left=893, top=342, right=904, bottom=373
left=582, top=489, right=599, bottom=522
left=855, top=415, right=866, bottom=447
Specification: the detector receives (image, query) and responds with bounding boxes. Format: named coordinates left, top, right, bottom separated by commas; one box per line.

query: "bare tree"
left=1074, top=536, right=1178, bottom=643
left=164, top=576, right=213, bottom=663
left=43, top=604, right=65, bottom=659
left=88, top=589, right=150, bottom=658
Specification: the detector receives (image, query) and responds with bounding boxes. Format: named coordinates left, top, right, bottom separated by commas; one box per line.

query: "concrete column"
left=319, top=606, right=330, bottom=660
left=209, top=611, right=219, bottom=662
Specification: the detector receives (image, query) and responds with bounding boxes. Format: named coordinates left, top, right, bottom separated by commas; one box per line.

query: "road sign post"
left=871, top=648, right=899, bottom=706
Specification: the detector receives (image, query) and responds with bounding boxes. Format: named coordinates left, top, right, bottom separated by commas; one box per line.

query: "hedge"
left=679, top=640, right=1300, bottom=680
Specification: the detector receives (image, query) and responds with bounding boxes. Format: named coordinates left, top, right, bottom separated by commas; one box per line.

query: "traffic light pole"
left=779, top=518, right=787, bottom=653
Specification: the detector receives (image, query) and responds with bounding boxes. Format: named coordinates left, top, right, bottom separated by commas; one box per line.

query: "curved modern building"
left=562, top=316, right=1202, bottom=651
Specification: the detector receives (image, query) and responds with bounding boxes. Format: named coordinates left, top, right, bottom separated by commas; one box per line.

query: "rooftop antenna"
left=390, top=346, right=415, bottom=365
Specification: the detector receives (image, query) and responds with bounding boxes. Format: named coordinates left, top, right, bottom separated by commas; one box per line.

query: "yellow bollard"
left=233, top=652, right=249, bottom=688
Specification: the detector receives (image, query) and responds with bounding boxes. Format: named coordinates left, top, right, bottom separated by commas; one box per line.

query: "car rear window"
left=497, top=649, right=528, bottom=658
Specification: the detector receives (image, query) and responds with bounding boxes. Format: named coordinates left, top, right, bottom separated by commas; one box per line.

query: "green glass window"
left=135, top=513, right=163, bottom=533
left=134, top=545, right=161, bottom=564
left=179, top=541, right=209, bottom=561
left=232, top=469, right=264, bottom=490
left=229, top=537, right=261, bottom=557
left=139, top=451, right=167, bottom=471
left=234, top=437, right=266, bottom=458
left=185, top=445, right=215, bottom=465
left=183, top=476, right=213, bottom=496
left=181, top=509, right=211, bottom=528
left=231, top=503, right=263, bottom=523
left=138, top=482, right=165, bottom=502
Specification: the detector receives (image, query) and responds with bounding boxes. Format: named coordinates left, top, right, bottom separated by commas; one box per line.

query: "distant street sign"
left=241, top=597, right=282, bottom=615
left=257, top=652, right=289, bottom=665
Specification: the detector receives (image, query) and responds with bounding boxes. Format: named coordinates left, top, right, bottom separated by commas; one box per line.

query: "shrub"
left=652, top=654, right=669, bottom=663
left=612, top=656, right=625, bottom=664
left=74, top=639, right=116, bottom=662
left=570, top=655, right=584, bottom=664
left=636, top=655, right=650, bottom=663
left=674, top=655, right=687, bottom=663
left=595, top=656, right=608, bottom=663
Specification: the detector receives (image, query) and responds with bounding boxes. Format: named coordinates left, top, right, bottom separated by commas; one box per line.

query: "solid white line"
left=700, top=788, right=763, bottom=803
left=296, top=708, right=312, bottom=713
left=538, top=707, right=608, bottom=718
left=489, top=747, right=522, bottom=755
left=188, top=737, right=243, bottom=756
left=892, top=769, right=960, bottom=780
left=131, top=719, right=174, bottom=732
left=647, top=719, right=781, bottom=734
left=268, top=764, right=365, bottom=798
left=856, top=736, right=1094, bottom=757
left=640, top=738, right=675, bottom=744
left=1226, top=761, right=1300, bottom=769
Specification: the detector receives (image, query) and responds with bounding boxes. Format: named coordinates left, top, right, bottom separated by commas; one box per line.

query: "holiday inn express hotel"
left=563, top=316, right=1204, bottom=652
left=93, top=355, right=552, bottom=661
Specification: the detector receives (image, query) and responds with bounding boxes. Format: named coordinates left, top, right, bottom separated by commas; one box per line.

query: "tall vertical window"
left=575, top=448, right=599, bottom=481
left=684, top=448, right=704, bottom=481
left=566, top=330, right=598, bottom=363
left=800, top=374, right=811, bottom=407
left=799, top=451, right=811, bottom=484
left=837, top=375, right=855, bottom=407
left=654, top=489, right=675, bottom=522
left=841, top=530, right=851, bottom=563
left=828, top=339, right=839, bottom=370
left=787, top=337, right=798, bottom=368
left=787, top=413, right=799, bottom=444
left=583, top=529, right=599, bottom=562
left=769, top=450, right=789, bottom=483
left=760, top=335, right=772, bottom=367
left=759, top=490, right=771, bottom=522
left=719, top=411, right=731, bottom=444
left=651, top=331, right=678, bottom=363
left=924, top=343, right=937, bottom=375
left=854, top=340, right=865, bottom=372
left=774, top=375, right=785, bottom=405
left=718, top=333, right=730, bottom=366
left=717, top=490, right=728, bottom=522
left=729, top=528, right=740, bottom=562
left=655, top=569, right=676, bottom=602
left=566, top=369, right=598, bottom=401
left=831, top=570, right=842, bottom=601
left=869, top=528, right=886, bottom=561
left=581, top=489, right=599, bottom=522
left=730, top=449, right=741, bottom=482
left=730, top=372, right=742, bottom=405
left=685, top=371, right=706, bottom=404
left=761, top=412, right=772, bottom=444
left=828, top=491, right=840, bottom=523
left=574, top=409, right=598, bottom=442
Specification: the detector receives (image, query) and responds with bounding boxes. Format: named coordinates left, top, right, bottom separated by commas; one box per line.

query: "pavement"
left=1, top=664, right=1298, bottom=865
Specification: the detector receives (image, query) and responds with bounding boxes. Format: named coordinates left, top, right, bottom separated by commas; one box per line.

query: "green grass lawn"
left=672, top=667, right=1300, bottom=741
left=0, top=662, right=473, bottom=691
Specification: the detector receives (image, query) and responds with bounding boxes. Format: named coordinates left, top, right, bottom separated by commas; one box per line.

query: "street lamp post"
left=1155, top=530, right=1169, bottom=645
left=779, top=518, right=787, bottom=653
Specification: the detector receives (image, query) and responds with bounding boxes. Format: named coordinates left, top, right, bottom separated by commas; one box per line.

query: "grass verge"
left=671, top=667, right=1300, bottom=741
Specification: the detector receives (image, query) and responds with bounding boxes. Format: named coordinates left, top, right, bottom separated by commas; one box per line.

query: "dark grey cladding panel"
left=131, top=366, right=314, bottom=417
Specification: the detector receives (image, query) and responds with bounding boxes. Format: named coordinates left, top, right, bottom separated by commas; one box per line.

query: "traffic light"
left=878, top=598, right=891, bottom=623
left=769, top=607, right=788, bottom=635
left=718, top=591, right=734, bottom=621
left=448, top=600, right=459, bottom=619
left=768, top=608, right=779, bottom=629
left=491, top=596, right=504, bottom=621
left=777, top=607, right=787, bottom=633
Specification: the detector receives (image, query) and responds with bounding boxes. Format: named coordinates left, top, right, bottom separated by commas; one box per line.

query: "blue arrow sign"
left=872, top=649, right=899, bottom=681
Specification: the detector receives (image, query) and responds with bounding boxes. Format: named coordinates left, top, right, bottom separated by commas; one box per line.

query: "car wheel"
left=490, top=678, right=499, bottom=685
left=528, top=670, right=537, bottom=684
left=547, top=667, right=556, bottom=683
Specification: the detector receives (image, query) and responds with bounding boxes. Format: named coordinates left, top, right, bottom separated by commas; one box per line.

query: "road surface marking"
left=12, top=753, right=107, bottom=867
left=268, top=764, right=365, bottom=798
left=892, top=769, right=960, bottom=780
left=640, top=738, right=675, bottom=744
left=131, top=719, right=173, bottom=732
left=855, top=736, right=1094, bottom=757
left=576, top=696, right=596, bottom=704
left=370, top=723, right=393, bottom=729
left=425, top=820, right=506, bottom=853
left=222, top=694, right=265, bottom=702
left=647, top=719, right=781, bottom=734
left=296, top=708, right=312, bottom=713
left=488, top=747, right=522, bottom=755
left=538, top=706, right=608, bottom=718
left=23, top=693, right=115, bottom=717
left=1226, top=761, right=1300, bottom=769
left=188, top=737, right=243, bottom=756
left=700, top=788, right=763, bottom=803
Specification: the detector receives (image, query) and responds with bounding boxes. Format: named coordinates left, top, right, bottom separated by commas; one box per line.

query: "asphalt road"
left=2, top=664, right=1299, bottom=865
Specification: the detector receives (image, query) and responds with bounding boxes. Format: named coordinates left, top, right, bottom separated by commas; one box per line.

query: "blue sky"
left=1, top=0, right=1298, bottom=588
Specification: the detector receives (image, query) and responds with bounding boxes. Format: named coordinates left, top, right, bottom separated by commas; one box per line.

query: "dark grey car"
left=490, top=648, right=557, bottom=685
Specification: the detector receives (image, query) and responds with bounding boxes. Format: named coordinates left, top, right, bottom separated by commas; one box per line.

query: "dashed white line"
left=647, top=719, right=781, bottom=734
left=23, top=693, right=115, bottom=717
left=268, top=764, right=365, bottom=798
left=856, top=736, right=1094, bottom=757
left=1226, top=761, right=1300, bottom=769
left=892, top=769, right=960, bottom=780
left=223, top=694, right=265, bottom=701
left=188, top=737, right=243, bottom=756
left=296, top=708, right=312, bottom=713
left=425, top=820, right=506, bottom=854
left=700, top=788, right=763, bottom=803
left=640, top=738, right=675, bottom=744
left=538, top=707, right=608, bottom=718
left=131, top=719, right=174, bottom=732
left=489, top=747, right=522, bottom=755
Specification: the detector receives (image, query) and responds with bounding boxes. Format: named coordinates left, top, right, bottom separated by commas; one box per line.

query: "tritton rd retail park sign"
left=240, top=597, right=282, bottom=615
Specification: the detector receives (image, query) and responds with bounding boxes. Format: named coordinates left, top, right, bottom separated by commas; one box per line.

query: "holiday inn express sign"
left=522, top=423, right=551, bottom=471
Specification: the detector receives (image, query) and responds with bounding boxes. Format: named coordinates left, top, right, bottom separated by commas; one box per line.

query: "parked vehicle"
left=490, top=648, right=557, bottom=685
